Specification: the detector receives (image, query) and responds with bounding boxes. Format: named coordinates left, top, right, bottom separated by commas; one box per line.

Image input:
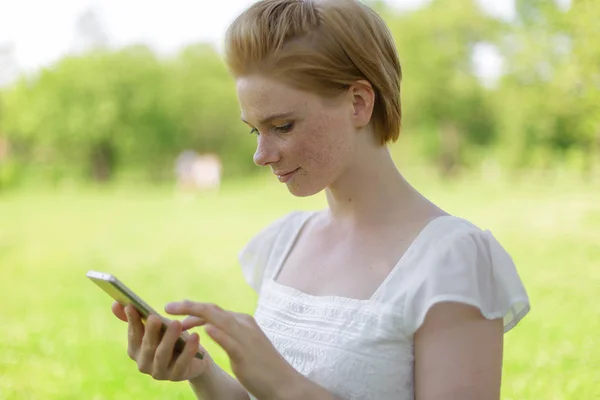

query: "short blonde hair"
left=225, top=0, right=402, bottom=144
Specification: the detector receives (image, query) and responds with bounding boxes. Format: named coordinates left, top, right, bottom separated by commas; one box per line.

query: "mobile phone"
left=86, top=270, right=204, bottom=360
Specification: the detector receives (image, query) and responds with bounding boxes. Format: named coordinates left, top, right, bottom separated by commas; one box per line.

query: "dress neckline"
left=268, top=211, right=457, bottom=304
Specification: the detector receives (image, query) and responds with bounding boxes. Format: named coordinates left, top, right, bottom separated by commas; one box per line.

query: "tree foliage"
left=0, top=0, right=598, bottom=187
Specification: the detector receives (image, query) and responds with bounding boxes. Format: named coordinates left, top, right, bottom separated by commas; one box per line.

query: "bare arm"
left=189, top=348, right=342, bottom=400
left=414, top=302, right=504, bottom=400
left=166, top=302, right=342, bottom=400
left=275, top=375, right=344, bottom=400
left=188, top=360, right=250, bottom=400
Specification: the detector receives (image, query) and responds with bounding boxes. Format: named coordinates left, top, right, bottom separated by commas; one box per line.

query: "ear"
left=349, top=80, right=375, bottom=129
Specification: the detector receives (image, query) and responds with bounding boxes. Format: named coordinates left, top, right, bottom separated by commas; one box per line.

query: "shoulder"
left=242, top=210, right=311, bottom=255
left=422, top=214, right=484, bottom=244
left=238, top=210, right=314, bottom=293
left=402, top=215, right=530, bottom=335
left=408, top=215, right=511, bottom=265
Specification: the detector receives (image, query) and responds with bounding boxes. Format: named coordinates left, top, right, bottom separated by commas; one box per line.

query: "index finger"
left=112, top=301, right=128, bottom=322
left=165, top=302, right=236, bottom=334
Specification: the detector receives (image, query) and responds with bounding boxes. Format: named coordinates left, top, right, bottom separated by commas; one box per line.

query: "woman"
left=112, top=1, right=530, bottom=399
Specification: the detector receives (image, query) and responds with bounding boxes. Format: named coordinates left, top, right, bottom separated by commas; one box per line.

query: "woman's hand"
left=165, top=301, right=302, bottom=400
left=111, top=302, right=212, bottom=382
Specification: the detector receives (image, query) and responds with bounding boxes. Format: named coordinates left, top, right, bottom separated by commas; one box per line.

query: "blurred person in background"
left=175, top=150, right=223, bottom=193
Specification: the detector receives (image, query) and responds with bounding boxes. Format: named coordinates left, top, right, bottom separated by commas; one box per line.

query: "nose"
left=253, top=134, right=280, bottom=167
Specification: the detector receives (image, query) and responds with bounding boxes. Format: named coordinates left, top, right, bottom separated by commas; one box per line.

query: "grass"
left=0, top=171, right=598, bottom=399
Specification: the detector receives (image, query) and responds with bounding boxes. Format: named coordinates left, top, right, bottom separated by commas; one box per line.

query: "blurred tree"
left=0, top=43, right=254, bottom=184
left=386, top=0, right=501, bottom=176
left=494, top=0, right=570, bottom=171
left=567, top=0, right=600, bottom=178
left=495, top=0, right=599, bottom=176
left=165, top=44, right=256, bottom=178
left=1, top=0, right=597, bottom=187
left=0, top=44, right=16, bottom=190
left=1, top=47, right=170, bottom=181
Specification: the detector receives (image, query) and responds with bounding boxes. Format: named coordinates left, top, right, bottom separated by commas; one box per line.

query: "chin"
left=285, top=182, right=325, bottom=198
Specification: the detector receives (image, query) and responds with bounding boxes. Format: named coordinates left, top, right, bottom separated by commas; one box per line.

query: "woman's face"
left=236, top=75, right=358, bottom=197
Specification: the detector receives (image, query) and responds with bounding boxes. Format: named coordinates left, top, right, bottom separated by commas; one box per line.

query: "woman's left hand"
left=164, top=301, right=302, bottom=400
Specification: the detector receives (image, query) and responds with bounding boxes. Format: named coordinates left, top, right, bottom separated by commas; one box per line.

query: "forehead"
left=236, top=76, right=312, bottom=121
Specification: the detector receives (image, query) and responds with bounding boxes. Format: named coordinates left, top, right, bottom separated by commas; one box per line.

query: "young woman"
left=112, top=1, right=530, bottom=399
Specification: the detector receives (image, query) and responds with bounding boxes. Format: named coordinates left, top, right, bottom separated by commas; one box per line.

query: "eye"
left=248, top=127, right=259, bottom=136
left=273, top=123, right=294, bottom=134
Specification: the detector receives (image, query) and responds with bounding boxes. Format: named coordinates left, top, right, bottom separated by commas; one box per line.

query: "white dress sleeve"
left=238, top=212, right=297, bottom=293
left=404, top=226, right=530, bottom=335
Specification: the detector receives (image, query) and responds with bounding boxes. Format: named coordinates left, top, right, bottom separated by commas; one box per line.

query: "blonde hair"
left=225, top=0, right=402, bottom=144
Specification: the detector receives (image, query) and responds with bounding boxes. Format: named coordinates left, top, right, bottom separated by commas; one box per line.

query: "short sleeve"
left=238, top=212, right=300, bottom=293
left=404, top=227, right=530, bottom=335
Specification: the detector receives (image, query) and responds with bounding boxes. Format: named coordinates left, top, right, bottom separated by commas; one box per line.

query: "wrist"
left=272, top=370, right=305, bottom=400
left=272, top=369, right=321, bottom=400
left=275, top=371, right=339, bottom=400
left=188, top=356, right=218, bottom=387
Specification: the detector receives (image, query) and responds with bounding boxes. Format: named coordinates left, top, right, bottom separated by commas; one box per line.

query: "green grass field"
left=1, top=172, right=598, bottom=399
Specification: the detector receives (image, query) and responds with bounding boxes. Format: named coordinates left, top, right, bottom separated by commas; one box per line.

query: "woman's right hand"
left=111, top=301, right=211, bottom=382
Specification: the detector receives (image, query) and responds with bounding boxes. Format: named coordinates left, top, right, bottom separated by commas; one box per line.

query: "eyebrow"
left=241, top=112, right=295, bottom=126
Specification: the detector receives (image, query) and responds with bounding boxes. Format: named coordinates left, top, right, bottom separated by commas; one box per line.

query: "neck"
left=324, top=145, right=421, bottom=225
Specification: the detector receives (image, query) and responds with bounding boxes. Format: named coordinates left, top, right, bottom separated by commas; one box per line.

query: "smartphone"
left=86, top=270, right=204, bottom=360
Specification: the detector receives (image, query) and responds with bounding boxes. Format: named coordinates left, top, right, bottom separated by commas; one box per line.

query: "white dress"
left=238, top=211, right=530, bottom=400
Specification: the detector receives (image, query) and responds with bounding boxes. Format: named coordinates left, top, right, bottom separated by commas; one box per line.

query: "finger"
left=205, top=324, right=242, bottom=363
left=112, top=301, right=127, bottom=322
left=164, top=300, right=208, bottom=316
left=231, top=311, right=258, bottom=328
left=170, top=333, right=202, bottom=380
left=125, top=305, right=144, bottom=360
left=166, top=302, right=237, bottom=337
left=153, top=320, right=182, bottom=379
left=181, top=316, right=207, bottom=331
left=137, top=315, right=163, bottom=372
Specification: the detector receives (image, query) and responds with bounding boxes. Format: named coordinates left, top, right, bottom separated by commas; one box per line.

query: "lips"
left=274, top=169, right=297, bottom=177
left=274, top=168, right=300, bottom=183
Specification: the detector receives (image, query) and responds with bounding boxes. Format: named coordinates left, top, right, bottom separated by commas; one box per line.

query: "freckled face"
left=237, top=75, right=357, bottom=197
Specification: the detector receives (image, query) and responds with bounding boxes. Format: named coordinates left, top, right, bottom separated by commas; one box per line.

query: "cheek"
left=300, top=114, right=352, bottom=169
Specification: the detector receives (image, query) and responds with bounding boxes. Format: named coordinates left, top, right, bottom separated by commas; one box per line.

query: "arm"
left=167, top=301, right=343, bottom=400
left=278, top=377, right=344, bottom=400
left=189, top=360, right=250, bottom=400
left=285, top=302, right=503, bottom=400
left=414, top=302, right=504, bottom=400
left=187, top=333, right=343, bottom=400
